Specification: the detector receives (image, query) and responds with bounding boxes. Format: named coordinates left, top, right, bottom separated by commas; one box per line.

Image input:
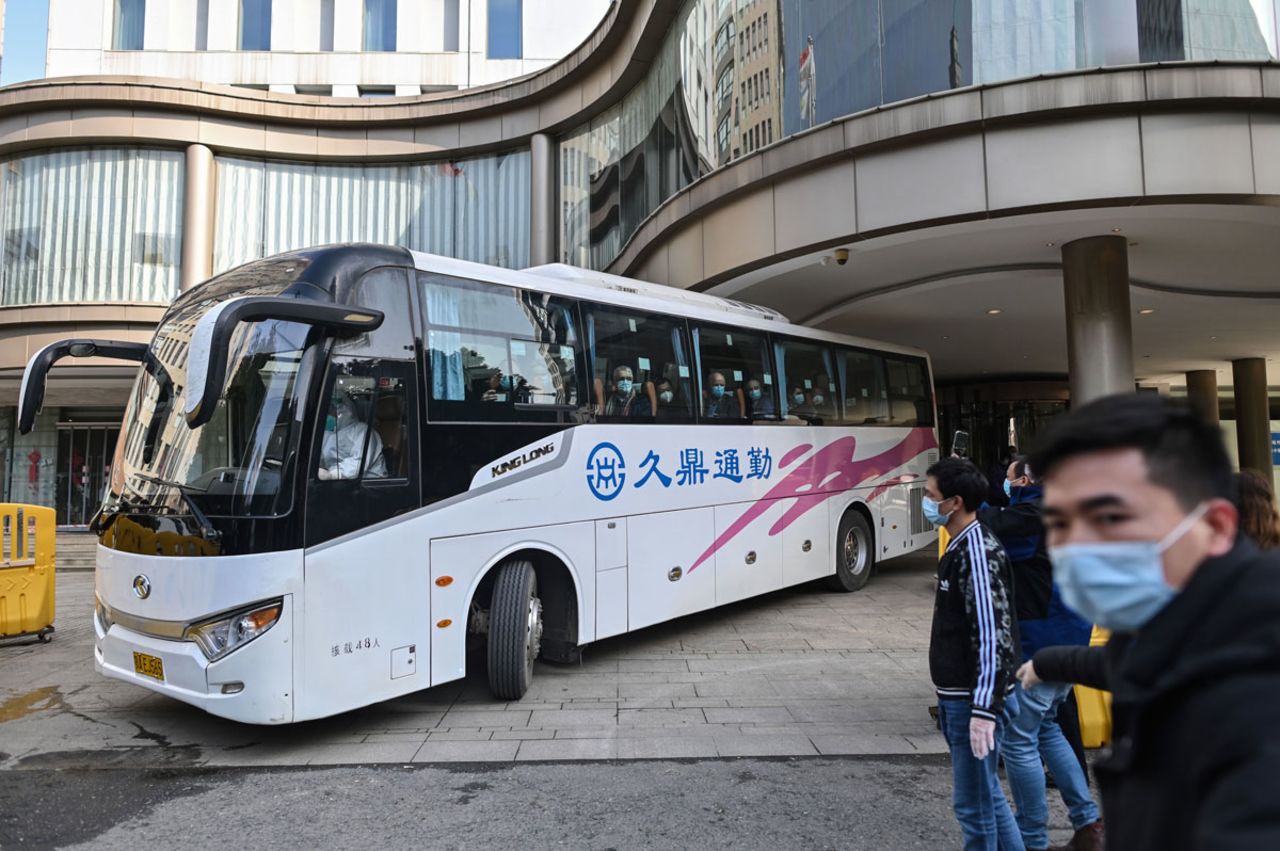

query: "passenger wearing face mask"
left=1017, top=394, right=1280, bottom=851
left=788, top=386, right=817, bottom=421
left=654, top=377, right=678, bottom=412
left=703, top=371, right=740, bottom=419
left=603, top=365, right=651, bottom=418
left=979, top=458, right=1101, bottom=851
left=810, top=373, right=835, bottom=421
left=318, top=389, right=386, bottom=480
left=744, top=378, right=775, bottom=419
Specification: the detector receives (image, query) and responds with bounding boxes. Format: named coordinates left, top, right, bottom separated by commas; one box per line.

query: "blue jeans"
left=1002, top=681, right=1101, bottom=849
left=938, top=695, right=1026, bottom=851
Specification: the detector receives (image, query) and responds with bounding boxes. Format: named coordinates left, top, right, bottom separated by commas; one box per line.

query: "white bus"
left=20, top=245, right=940, bottom=724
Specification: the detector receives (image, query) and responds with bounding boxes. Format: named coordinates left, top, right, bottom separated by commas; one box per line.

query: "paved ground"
left=1, top=551, right=948, bottom=767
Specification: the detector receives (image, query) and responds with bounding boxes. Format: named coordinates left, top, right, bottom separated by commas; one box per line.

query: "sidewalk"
left=0, top=550, right=944, bottom=768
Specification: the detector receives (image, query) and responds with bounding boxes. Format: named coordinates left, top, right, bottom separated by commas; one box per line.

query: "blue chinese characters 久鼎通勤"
left=586, top=442, right=773, bottom=500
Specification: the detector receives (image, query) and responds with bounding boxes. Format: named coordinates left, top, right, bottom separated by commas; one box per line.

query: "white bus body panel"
left=94, top=546, right=302, bottom=724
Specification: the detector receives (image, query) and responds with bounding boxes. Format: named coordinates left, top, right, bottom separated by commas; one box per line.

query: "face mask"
left=711, top=385, right=725, bottom=398
left=812, top=393, right=825, bottom=405
left=499, top=375, right=512, bottom=391
left=922, top=496, right=952, bottom=527
left=325, top=414, right=337, bottom=432
left=659, top=390, right=673, bottom=404
left=1049, top=503, right=1208, bottom=631
left=793, top=393, right=806, bottom=404
left=1003, top=479, right=1013, bottom=499
left=616, top=379, right=633, bottom=395
left=749, top=388, right=762, bottom=401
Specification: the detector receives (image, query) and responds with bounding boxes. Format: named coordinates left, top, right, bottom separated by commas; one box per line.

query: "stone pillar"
left=1185, top=369, right=1220, bottom=425
left=1232, top=358, right=1273, bottom=481
left=530, top=132, right=558, bottom=267
left=181, top=143, right=216, bottom=292
left=1062, top=236, right=1135, bottom=405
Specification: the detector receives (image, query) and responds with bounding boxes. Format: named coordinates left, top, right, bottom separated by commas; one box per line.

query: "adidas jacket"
left=928, top=519, right=1019, bottom=721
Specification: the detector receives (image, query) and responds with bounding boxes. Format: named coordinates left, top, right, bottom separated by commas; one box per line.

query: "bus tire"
left=827, top=510, right=874, bottom=592
left=487, top=558, right=542, bottom=700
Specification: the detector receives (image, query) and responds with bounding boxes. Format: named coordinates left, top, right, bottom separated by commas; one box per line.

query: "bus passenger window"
left=585, top=305, right=693, bottom=423
left=693, top=326, right=773, bottom=422
left=885, top=356, right=934, bottom=426
left=775, top=339, right=835, bottom=424
left=836, top=348, right=889, bottom=424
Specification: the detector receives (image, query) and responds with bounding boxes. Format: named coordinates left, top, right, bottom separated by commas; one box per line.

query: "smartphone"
left=952, top=430, right=971, bottom=458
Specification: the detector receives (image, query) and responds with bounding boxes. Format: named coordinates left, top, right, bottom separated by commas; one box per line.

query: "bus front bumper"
left=93, top=596, right=295, bottom=725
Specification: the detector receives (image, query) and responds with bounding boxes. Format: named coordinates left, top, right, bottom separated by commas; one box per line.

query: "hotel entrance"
left=54, top=418, right=121, bottom=527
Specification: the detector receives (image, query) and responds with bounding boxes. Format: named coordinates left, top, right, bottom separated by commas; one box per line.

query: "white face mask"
left=659, top=391, right=673, bottom=404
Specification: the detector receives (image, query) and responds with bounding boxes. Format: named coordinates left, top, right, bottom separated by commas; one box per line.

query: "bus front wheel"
left=828, top=510, right=874, bottom=592
left=487, top=559, right=542, bottom=700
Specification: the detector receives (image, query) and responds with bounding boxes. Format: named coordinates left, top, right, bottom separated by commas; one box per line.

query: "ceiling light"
left=1111, top=227, right=1122, bottom=233
left=941, top=335, right=950, bottom=341
left=1210, top=336, right=1218, bottom=341
left=1138, top=308, right=1156, bottom=315
left=986, top=308, right=1003, bottom=316
left=1045, top=241, right=1055, bottom=247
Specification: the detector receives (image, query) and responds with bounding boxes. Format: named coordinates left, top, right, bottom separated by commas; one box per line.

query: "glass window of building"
left=487, top=0, right=523, bottom=59
left=320, top=0, right=335, bottom=51
left=195, top=0, right=209, bottom=50
left=113, top=0, right=145, bottom=50
left=363, top=0, right=397, bottom=52
left=240, top=0, right=272, bottom=51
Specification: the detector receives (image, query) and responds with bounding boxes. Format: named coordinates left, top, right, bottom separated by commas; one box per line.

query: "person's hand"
left=969, top=717, right=996, bottom=760
left=317, top=467, right=332, bottom=481
left=1016, top=660, right=1041, bottom=688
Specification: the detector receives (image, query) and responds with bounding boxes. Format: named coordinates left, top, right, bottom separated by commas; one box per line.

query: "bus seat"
left=889, top=399, right=917, bottom=426
left=374, top=394, right=407, bottom=476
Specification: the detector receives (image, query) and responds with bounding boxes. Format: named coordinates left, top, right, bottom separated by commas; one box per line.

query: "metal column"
left=1185, top=369, right=1220, bottom=425
left=181, top=143, right=216, bottom=292
left=1062, top=236, right=1135, bottom=405
left=1232, top=358, right=1273, bottom=481
left=530, top=132, right=559, bottom=267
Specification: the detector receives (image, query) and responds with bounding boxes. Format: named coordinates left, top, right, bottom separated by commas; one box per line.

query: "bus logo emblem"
left=585, top=442, right=626, bottom=501
left=132, top=575, right=151, bottom=599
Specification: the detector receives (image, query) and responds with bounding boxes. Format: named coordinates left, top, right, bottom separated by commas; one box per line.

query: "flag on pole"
left=799, top=35, right=817, bottom=127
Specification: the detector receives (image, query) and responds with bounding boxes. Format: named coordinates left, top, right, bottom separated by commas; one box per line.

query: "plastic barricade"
left=0, top=504, right=57, bottom=641
left=1074, top=626, right=1112, bottom=748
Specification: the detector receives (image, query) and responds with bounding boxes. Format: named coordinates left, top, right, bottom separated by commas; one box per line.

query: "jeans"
left=938, top=695, right=1026, bottom=851
left=1002, top=681, right=1101, bottom=850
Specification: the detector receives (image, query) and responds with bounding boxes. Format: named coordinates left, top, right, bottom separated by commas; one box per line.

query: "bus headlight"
left=186, top=600, right=283, bottom=662
left=95, top=596, right=114, bottom=632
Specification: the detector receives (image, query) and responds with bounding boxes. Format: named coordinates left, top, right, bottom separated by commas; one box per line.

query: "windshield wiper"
left=130, top=473, right=222, bottom=544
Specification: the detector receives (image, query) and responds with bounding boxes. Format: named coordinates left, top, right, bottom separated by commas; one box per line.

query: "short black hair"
left=927, top=457, right=989, bottom=513
left=1029, top=393, right=1232, bottom=509
left=1011, top=455, right=1035, bottom=482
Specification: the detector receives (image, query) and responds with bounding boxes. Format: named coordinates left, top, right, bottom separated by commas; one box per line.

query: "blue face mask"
left=711, top=385, right=725, bottom=398
left=1003, top=479, right=1013, bottom=499
left=749, top=388, right=762, bottom=401
left=325, top=414, right=337, bottom=432
left=499, top=375, right=513, bottom=391
left=812, top=393, right=825, bottom=405
left=1049, top=503, right=1207, bottom=631
left=921, top=495, right=952, bottom=527
left=793, top=393, right=805, bottom=404
left=616, top=379, right=633, bottom=395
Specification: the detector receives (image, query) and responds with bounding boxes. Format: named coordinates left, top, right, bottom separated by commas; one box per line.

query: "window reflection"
left=559, top=0, right=1278, bottom=271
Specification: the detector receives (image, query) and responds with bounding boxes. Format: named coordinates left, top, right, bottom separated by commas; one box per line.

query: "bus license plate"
left=133, top=652, right=165, bottom=681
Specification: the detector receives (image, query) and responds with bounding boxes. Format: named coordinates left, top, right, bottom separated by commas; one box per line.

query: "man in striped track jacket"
left=925, top=457, right=1023, bottom=851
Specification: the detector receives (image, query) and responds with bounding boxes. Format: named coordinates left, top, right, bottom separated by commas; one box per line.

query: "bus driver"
left=318, top=389, right=386, bottom=480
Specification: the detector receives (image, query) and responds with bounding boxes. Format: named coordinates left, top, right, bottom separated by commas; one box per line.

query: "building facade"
left=46, top=0, right=612, bottom=95
left=2, top=0, right=1279, bottom=523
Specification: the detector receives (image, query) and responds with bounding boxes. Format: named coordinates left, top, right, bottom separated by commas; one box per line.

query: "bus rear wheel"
left=487, top=559, right=542, bottom=700
left=827, top=510, right=874, bottom=592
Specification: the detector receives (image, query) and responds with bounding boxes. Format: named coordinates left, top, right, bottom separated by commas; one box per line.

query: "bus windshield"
left=108, top=306, right=317, bottom=519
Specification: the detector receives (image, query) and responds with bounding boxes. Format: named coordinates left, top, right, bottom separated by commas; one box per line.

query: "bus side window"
left=692, top=326, right=773, bottom=423
left=774, top=338, right=835, bottom=424
left=586, top=304, right=694, bottom=423
left=349, top=267, right=416, bottom=358
left=837, top=348, right=889, bottom=425
left=885, top=356, right=934, bottom=427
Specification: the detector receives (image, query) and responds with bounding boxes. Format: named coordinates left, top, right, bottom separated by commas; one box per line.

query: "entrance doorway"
left=55, top=423, right=120, bottom=527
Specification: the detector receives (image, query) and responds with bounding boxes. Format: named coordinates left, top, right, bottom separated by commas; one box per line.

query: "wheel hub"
left=844, top=528, right=866, bottom=575
left=525, top=595, right=543, bottom=671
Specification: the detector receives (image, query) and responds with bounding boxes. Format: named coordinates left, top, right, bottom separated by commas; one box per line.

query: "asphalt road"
left=1, top=755, right=966, bottom=850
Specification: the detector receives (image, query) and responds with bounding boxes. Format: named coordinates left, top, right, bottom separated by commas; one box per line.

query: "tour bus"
left=19, top=245, right=939, bottom=724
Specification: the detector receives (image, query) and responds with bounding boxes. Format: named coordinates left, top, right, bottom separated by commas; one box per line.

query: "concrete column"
left=1232, top=358, right=1274, bottom=481
left=530, top=132, right=558, bottom=267
left=1061, top=236, right=1135, bottom=405
left=1185, top=369, right=1220, bottom=425
left=181, top=143, right=216, bottom=293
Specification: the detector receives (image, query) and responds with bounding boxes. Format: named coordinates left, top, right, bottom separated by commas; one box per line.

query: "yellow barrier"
left=1074, top=626, right=1112, bottom=748
left=0, top=503, right=57, bottom=641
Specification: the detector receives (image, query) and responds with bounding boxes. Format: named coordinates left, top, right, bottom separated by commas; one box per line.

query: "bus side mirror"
left=185, top=295, right=384, bottom=429
left=19, top=339, right=149, bottom=434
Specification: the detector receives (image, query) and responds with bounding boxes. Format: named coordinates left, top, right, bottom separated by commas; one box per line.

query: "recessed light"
left=1045, top=241, right=1056, bottom=248
left=1210, top=336, right=1218, bottom=341
left=1138, top=308, right=1156, bottom=315
left=941, top=335, right=950, bottom=341
left=1111, top=227, right=1122, bottom=233
left=986, top=308, right=1003, bottom=316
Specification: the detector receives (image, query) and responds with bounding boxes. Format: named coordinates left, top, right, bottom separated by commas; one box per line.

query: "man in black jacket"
left=1017, top=393, right=1280, bottom=850
left=926, top=458, right=1023, bottom=850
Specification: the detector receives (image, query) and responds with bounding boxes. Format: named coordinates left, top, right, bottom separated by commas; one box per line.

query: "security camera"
left=834, top=248, right=849, bottom=266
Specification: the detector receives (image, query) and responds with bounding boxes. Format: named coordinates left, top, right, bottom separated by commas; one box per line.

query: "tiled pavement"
left=0, top=549, right=947, bottom=767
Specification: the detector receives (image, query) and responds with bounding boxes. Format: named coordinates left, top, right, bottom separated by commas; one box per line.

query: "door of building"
left=55, top=423, right=120, bottom=527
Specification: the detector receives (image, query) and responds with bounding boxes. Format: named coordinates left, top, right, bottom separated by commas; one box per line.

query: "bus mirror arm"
left=18, top=339, right=150, bottom=435
left=184, top=296, right=384, bottom=430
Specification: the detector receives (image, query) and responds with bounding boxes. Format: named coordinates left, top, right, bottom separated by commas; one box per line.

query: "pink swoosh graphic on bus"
left=687, top=428, right=937, bottom=573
